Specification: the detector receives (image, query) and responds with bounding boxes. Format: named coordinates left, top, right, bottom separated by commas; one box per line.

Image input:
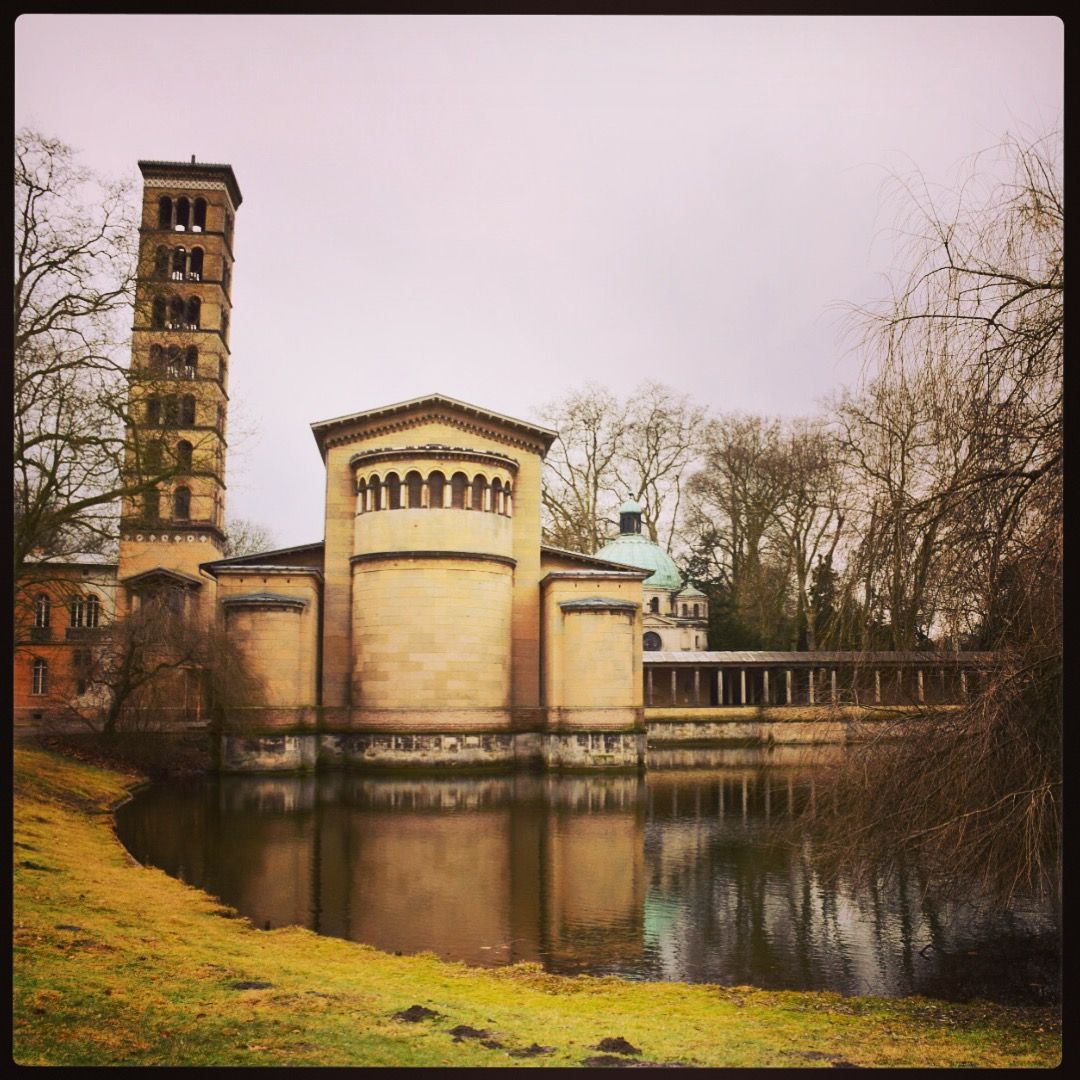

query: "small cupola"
left=618, top=496, right=643, bottom=535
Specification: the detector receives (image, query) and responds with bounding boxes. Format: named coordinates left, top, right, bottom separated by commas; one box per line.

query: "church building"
left=16, top=157, right=661, bottom=771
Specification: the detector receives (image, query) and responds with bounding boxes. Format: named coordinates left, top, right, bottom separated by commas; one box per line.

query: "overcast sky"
left=15, top=15, right=1062, bottom=549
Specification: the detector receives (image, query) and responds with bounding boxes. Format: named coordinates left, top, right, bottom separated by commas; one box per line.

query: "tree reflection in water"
left=115, top=765, right=1059, bottom=1004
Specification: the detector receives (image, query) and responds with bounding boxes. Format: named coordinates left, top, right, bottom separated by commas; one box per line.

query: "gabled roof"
left=120, top=567, right=203, bottom=590
left=202, top=541, right=324, bottom=572
left=310, top=394, right=558, bottom=460
left=540, top=545, right=638, bottom=572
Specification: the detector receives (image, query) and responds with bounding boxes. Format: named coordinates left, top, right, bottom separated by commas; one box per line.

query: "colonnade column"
left=785, top=669, right=792, bottom=705
left=830, top=669, right=837, bottom=704
left=874, top=670, right=881, bottom=704
left=740, top=669, right=747, bottom=706
left=917, top=669, right=925, bottom=703
left=808, top=669, right=815, bottom=705
left=717, top=669, right=724, bottom=707
left=646, top=668, right=654, bottom=706
left=671, top=669, right=677, bottom=706
left=763, top=669, right=770, bottom=706
left=961, top=671, right=968, bottom=699
left=693, top=669, right=701, bottom=706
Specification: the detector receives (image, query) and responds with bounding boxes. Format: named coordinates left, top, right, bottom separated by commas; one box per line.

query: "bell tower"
left=118, top=158, right=241, bottom=601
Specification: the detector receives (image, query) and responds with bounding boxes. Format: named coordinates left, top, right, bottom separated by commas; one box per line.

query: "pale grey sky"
left=15, top=15, right=1062, bottom=548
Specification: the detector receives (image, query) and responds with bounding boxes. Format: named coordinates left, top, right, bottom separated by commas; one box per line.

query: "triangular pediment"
left=310, top=393, right=558, bottom=460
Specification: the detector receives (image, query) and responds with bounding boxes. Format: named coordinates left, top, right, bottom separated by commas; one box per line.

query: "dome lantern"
left=618, top=495, right=643, bottom=536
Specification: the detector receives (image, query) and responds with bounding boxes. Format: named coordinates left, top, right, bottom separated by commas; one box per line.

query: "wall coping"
left=350, top=550, right=517, bottom=568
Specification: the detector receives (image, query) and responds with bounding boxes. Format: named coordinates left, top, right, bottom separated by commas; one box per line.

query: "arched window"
left=386, top=472, right=402, bottom=510
left=180, top=395, right=196, bottom=425
left=34, top=594, right=50, bottom=629
left=649, top=597, right=659, bottom=613
left=173, top=486, right=191, bottom=520
left=166, top=344, right=183, bottom=377
left=176, top=440, right=193, bottom=471
left=370, top=475, right=382, bottom=511
left=222, top=261, right=230, bottom=295
left=172, top=247, right=186, bottom=280
left=189, top=247, right=203, bottom=280
left=216, top=404, right=225, bottom=432
left=175, top=197, right=190, bottom=230
left=148, top=345, right=165, bottom=373
left=491, top=477, right=503, bottom=514
left=405, top=470, right=423, bottom=508
left=168, top=296, right=185, bottom=329
left=154, top=246, right=169, bottom=278
left=218, top=357, right=226, bottom=382
left=184, top=345, right=198, bottom=378
left=681, top=604, right=688, bottom=617
left=31, top=658, right=48, bottom=695
left=450, top=472, right=468, bottom=509
left=86, top=596, right=100, bottom=628
left=152, top=297, right=167, bottom=329
left=163, top=395, right=179, bottom=426
left=471, top=475, right=486, bottom=511
left=356, top=478, right=367, bottom=513
left=193, top=198, right=207, bottom=232
left=146, top=396, right=161, bottom=425
left=185, top=296, right=200, bottom=329
left=503, top=484, right=512, bottom=516
left=145, top=441, right=163, bottom=472
left=158, top=196, right=172, bottom=229
left=643, top=632, right=662, bottom=652
left=693, top=603, right=700, bottom=617
left=144, top=489, right=160, bottom=519
left=220, top=309, right=228, bottom=342
left=428, top=470, right=445, bottom=508
left=225, top=211, right=234, bottom=246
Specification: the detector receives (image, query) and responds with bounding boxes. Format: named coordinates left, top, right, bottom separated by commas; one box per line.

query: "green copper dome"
left=594, top=531, right=683, bottom=589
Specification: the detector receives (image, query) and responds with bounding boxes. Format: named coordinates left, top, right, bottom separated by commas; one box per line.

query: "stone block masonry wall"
left=351, top=557, right=513, bottom=721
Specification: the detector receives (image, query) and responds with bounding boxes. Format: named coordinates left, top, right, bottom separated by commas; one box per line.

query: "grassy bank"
left=13, top=746, right=1060, bottom=1067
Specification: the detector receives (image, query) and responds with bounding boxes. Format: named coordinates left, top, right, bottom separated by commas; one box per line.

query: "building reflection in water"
left=116, top=765, right=1058, bottom=1003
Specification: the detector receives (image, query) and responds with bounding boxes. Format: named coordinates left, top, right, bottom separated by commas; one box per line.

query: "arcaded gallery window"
left=428, top=471, right=445, bottom=508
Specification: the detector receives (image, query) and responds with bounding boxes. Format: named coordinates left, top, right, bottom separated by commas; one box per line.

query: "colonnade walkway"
left=643, top=651, right=997, bottom=709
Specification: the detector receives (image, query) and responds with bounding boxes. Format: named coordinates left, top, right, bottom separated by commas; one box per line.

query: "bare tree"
left=614, top=382, right=706, bottom=550
left=538, top=381, right=705, bottom=555
left=684, top=415, right=795, bottom=648
left=14, top=131, right=183, bottom=584
left=222, top=517, right=278, bottom=558
left=60, top=588, right=260, bottom=738
left=766, top=420, right=847, bottom=650
left=802, top=131, right=1062, bottom=910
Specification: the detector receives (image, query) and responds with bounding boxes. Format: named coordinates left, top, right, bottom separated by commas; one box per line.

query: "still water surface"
left=115, top=764, right=1058, bottom=1004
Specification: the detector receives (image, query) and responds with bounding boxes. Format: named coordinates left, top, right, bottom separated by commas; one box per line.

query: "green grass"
left=13, top=746, right=1061, bottom=1067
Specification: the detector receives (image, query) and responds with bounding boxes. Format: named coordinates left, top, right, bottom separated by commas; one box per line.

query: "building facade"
left=15, top=158, right=651, bottom=769
left=594, top=499, right=709, bottom=652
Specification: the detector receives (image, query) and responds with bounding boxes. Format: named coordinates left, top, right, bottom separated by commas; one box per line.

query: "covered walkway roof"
left=644, top=650, right=996, bottom=665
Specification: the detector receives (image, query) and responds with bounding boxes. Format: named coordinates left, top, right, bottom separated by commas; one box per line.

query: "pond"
left=114, top=763, right=1059, bottom=1005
